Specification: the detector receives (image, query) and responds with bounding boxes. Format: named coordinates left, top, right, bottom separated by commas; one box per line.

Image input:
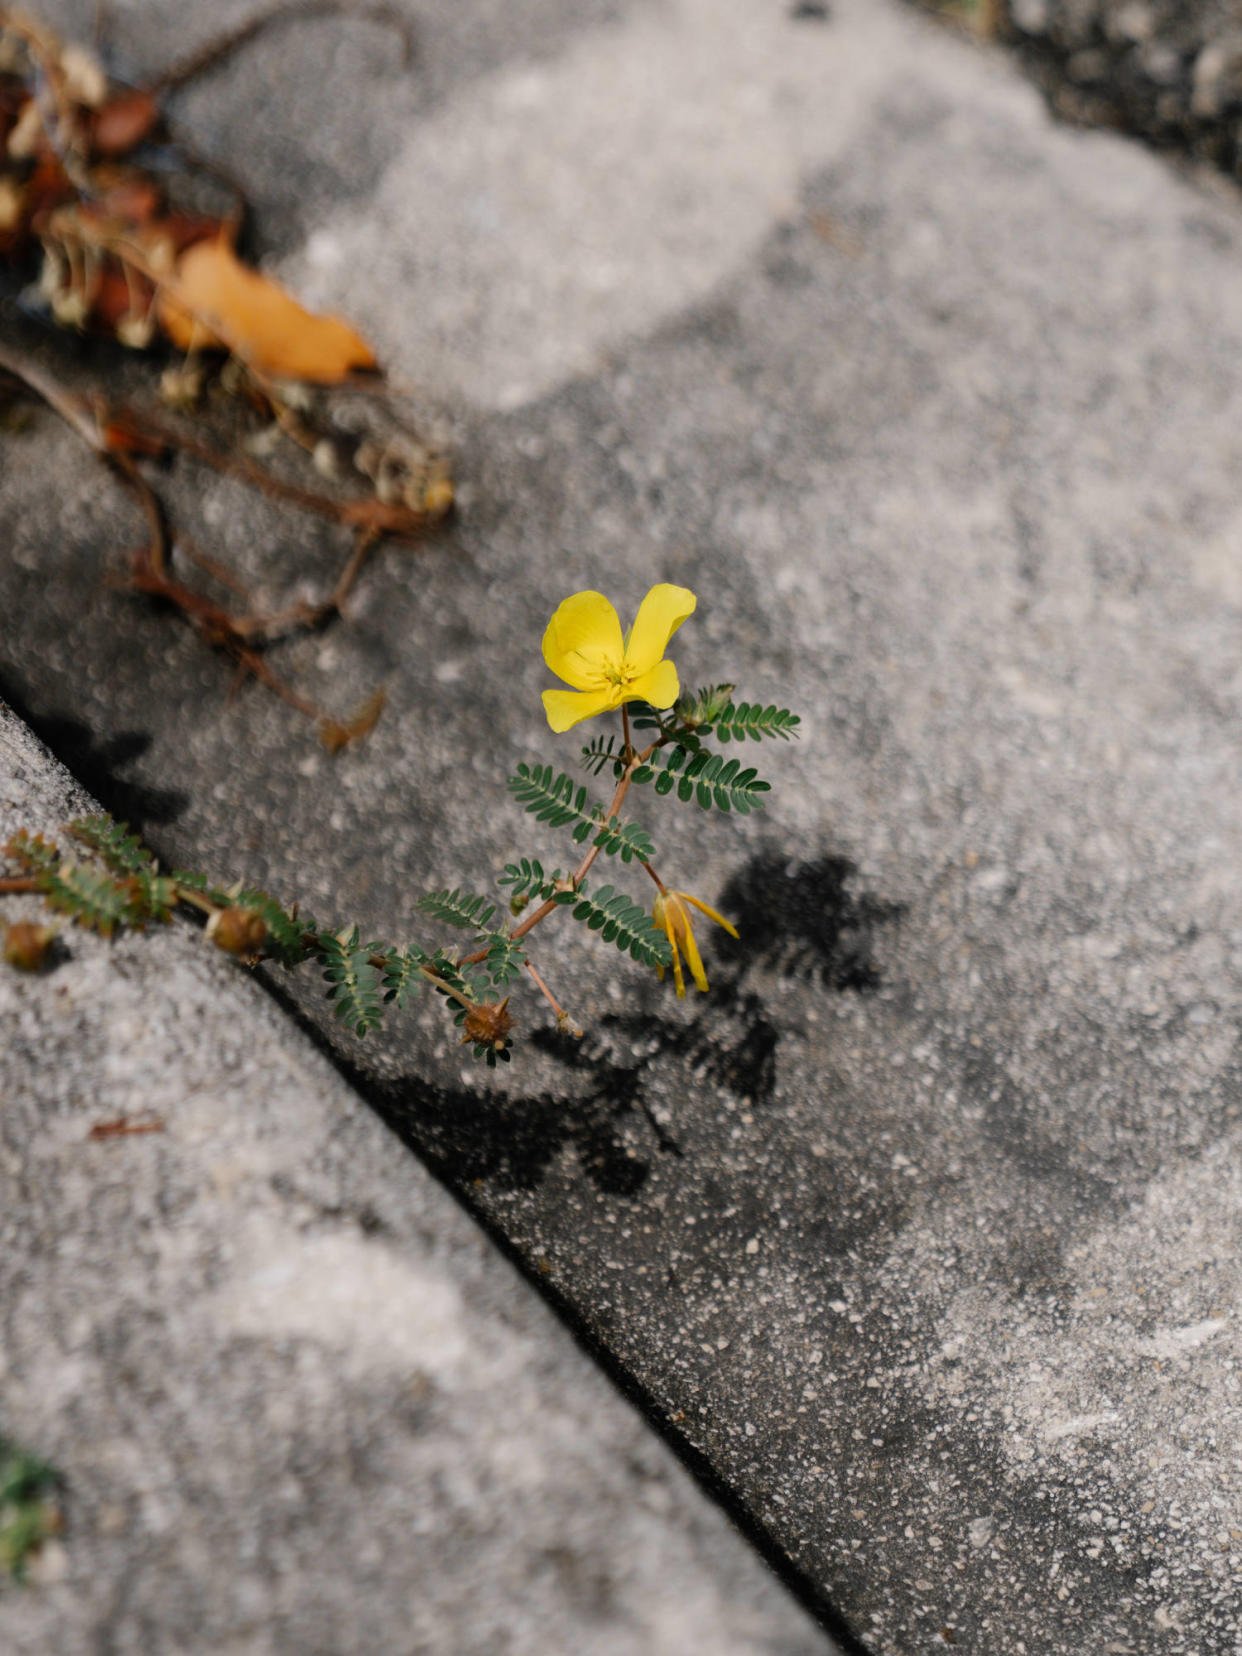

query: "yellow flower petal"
left=624, top=584, right=697, bottom=674
left=677, top=905, right=710, bottom=993
left=542, top=591, right=625, bottom=689
left=666, top=926, right=686, bottom=997
left=541, top=686, right=619, bottom=733
left=626, top=659, right=679, bottom=710
left=681, top=893, right=740, bottom=939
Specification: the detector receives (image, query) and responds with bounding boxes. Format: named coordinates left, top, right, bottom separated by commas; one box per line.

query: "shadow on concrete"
left=0, top=674, right=188, bottom=830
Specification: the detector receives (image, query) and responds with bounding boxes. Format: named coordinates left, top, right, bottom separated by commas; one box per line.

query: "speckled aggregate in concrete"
left=3, top=0, right=1242, bottom=1651
left=0, top=706, right=834, bottom=1654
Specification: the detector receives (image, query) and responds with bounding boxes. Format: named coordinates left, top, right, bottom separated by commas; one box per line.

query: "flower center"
left=599, top=655, right=632, bottom=689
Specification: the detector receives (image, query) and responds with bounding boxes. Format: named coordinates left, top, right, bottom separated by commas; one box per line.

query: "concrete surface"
left=4, top=0, right=1242, bottom=1651
left=0, top=703, right=836, bottom=1654
left=1001, top=0, right=1242, bottom=185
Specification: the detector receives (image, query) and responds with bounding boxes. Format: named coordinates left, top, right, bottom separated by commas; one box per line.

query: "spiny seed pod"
left=207, top=906, right=268, bottom=960
left=461, top=998, right=513, bottom=1050
left=3, top=921, right=56, bottom=972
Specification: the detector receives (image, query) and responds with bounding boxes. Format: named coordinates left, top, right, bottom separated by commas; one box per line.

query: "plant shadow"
left=361, top=849, right=903, bottom=1199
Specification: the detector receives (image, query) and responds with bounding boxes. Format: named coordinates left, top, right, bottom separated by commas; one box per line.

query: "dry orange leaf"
left=157, top=236, right=377, bottom=384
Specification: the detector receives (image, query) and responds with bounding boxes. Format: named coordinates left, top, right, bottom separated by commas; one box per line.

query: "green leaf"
left=127, top=869, right=178, bottom=925
left=35, top=862, right=143, bottom=935
left=67, top=815, right=156, bottom=876
left=567, top=882, right=672, bottom=969
left=594, top=816, right=655, bottom=863
left=0, top=1436, right=60, bottom=1583
left=706, top=701, right=800, bottom=743
left=426, top=951, right=490, bottom=1009
left=579, top=734, right=626, bottom=778
left=507, top=764, right=653, bottom=861
left=419, top=887, right=525, bottom=989
left=4, top=829, right=61, bottom=875
left=483, top=934, right=526, bottom=988
left=316, top=926, right=385, bottom=1038
left=417, top=888, right=499, bottom=933
left=498, top=858, right=552, bottom=899
left=507, top=763, right=595, bottom=841
left=381, top=944, right=428, bottom=1008
left=651, top=746, right=771, bottom=814
left=627, top=701, right=666, bottom=733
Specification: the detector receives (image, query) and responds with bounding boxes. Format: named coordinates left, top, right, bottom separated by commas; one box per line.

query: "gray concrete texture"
left=0, top=705, right=835, bottom=1655
left=2, top=0, right=1242, bottom=1651
left=1001, top=0, right=1242, bottom=183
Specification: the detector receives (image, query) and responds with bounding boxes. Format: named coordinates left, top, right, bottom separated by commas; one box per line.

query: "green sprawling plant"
left=0, top=1436, right=61, bottom=1583
left=0, top=585, right=799, bottom=1062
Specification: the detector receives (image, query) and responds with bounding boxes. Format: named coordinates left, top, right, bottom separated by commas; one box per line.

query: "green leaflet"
left=630, top=689, right=799, bottom=744
left=35, top=862, right=143, bottom=935
left=380, top=944, right=428, bottom=1008
left=498, top=857, right=552, bottom=899
left=317, top=927, right=385, bottom=1038
left=67, top=815, right=156, bottom=875
left=126, top=869, right=178, bottom=925
left=416, top=891, right=525, bottom=989
left=417, top=888, right=499, bottom=932
left=650, top=746, right=771, bottom=813
left=579, top=734, right=626, bottom=778
left=4, top=829, right=61, bottom=875
left=705, top=701, right=800, bottom=743
left=0, top=1436, right=61, bottom=1583
left=507, top=764, right=654, bottom=862
left=567, top=883, right=672, bottom=969
left=481, top=934, right=526, bottom=988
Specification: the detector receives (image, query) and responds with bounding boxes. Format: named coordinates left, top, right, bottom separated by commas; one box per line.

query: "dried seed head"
left=0, top=176, right=26, bottom=232
left=159, top=361, right=205, bottom=408
left=312, top=438, right=345, bottom=481
left=116, top=310, right=155, bottom=351
left=50, top=285, right=89, bottom=329
left=3, top=921, right=56, bottom=972
left=207, top=906, right=268, bottom=960
left=354, top=439, right=381, bottom=480
left=461, top=998, right=513, bottom=1050
left=7, top=99, right=44, bottom=161
left=60, top=44, right=108, bottom=108
left=421, top=476, right=455, bottom=518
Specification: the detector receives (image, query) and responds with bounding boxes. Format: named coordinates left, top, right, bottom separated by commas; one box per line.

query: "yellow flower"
left=652, top=889, right=739, bottom=997
left=541, top=584, right=697, bottom=733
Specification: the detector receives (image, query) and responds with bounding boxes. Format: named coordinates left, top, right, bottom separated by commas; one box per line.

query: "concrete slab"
left=0, top=704, right=836, bottom=1653
left=1001, top=0, right=1242, bottom=187
left=5, top=0, right=1242, bottom=1651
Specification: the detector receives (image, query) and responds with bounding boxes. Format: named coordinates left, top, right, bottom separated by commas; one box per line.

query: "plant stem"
left=525, top=958, right=580, bottom=1034
left=639, top=859, right=666, bottom=894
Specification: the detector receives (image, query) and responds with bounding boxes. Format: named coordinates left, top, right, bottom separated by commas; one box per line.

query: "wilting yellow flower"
left=653, top=889, right=739, bottom=997
left=541, top=584, right=697, bottom=733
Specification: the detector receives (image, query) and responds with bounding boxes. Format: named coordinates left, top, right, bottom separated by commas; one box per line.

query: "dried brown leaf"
left=157, top=236, right=378, bottom=384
